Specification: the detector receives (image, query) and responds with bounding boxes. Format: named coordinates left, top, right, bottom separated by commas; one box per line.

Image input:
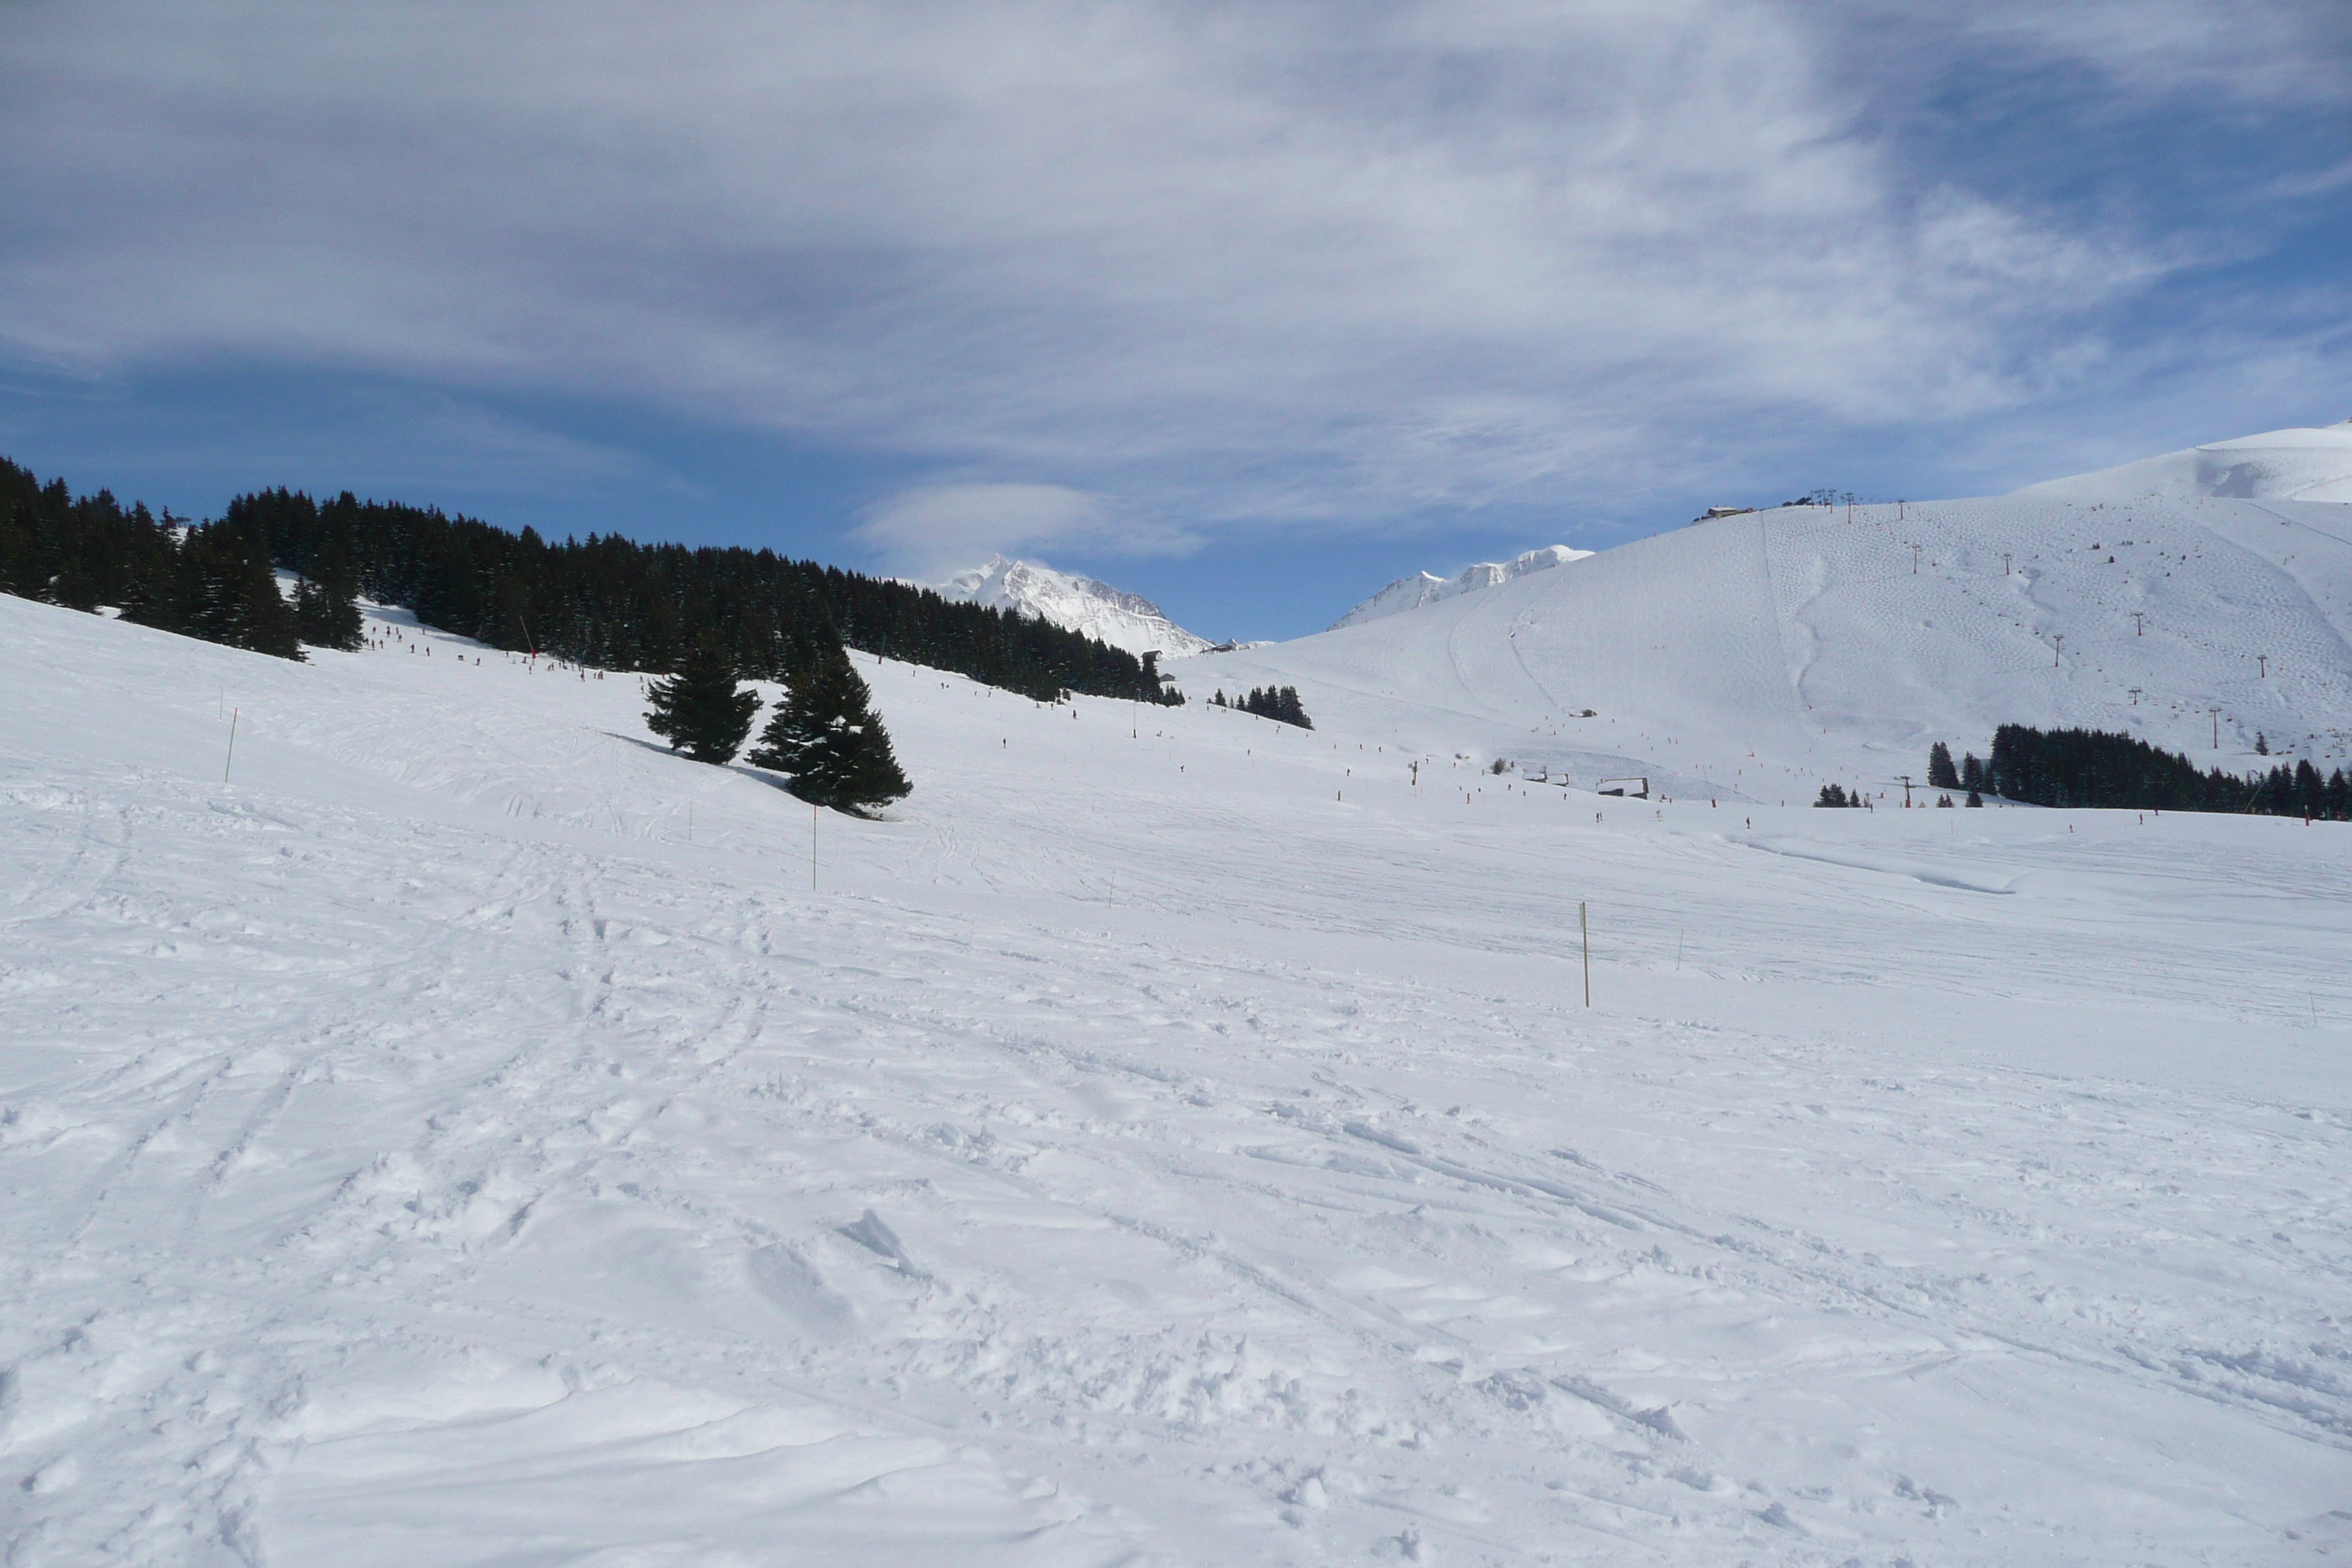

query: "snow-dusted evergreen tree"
left=1927, top=742, right=1959, bottom=790
left=746, top=638, right=910, bottom=815
left=645, top=638, right=758, bottom=764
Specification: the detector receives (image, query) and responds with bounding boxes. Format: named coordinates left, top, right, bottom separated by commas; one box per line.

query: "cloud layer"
left=4, top=0, right=2346, bottom=549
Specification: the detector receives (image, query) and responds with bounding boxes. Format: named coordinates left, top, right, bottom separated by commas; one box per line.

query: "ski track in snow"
left=3, top=590, right=2351, bottom=1566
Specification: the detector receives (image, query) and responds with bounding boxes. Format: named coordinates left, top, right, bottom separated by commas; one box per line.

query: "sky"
left=3, top=1, right=2349, bottom=639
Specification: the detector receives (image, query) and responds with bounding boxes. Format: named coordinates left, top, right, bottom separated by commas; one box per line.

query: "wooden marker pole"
left=1580, top=901, right=1590, bottom=1009
left=812, top=802, right=819, bottom=892
left=223, top=707, right=238, bottom=783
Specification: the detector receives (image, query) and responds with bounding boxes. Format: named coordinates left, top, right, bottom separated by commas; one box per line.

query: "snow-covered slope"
left=2019, top=420, right=2352, bottom=505
left=1331, top=544, right=1594, bottom=630
left=5, top=589, right=2351, bottom=1565
left=935, top=554, right=1210, bottom=659
left=1188, top=478, right=2352, bottom=805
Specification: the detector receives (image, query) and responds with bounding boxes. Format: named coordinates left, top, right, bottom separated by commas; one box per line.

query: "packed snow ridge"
left=1330, top=545, right=1594, bottom=630
left=933, top=554, right=1212, bottom=659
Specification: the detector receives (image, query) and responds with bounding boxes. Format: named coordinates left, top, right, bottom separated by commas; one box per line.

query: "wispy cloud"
left=1, top=0, right=2344, bottom=538
left=855, top=483, right=1199, bottom=578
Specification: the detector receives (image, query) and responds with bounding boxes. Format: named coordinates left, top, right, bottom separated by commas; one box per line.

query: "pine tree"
left=1927, top=741, right=1959, bottom=790
left=746, top=638, right=911, bottom=814
left=291, top=538, right=364, bottom=651
left=1960, top=753, right=1984, bottom=791
left=1815, top=783, right=1848, bottom=807
left=645, top=638, right=758, bottom=764
left=293, top=572, right=363, bottom=651
left=181, top=521, right=303, bottom=659
left=1965, top=788, right=1983, bottom=807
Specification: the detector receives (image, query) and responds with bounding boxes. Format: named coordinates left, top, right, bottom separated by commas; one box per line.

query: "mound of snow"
left=935, top=554, right=1210, bottom=659
left=1331, top=545, right=1594, bottom=630
left=2019, top=421, right=2352, bottom=505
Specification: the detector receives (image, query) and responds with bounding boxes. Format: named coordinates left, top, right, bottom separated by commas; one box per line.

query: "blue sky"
left=4, top=1, right=2348, bottom=638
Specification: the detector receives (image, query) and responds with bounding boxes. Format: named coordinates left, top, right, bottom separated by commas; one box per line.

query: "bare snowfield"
left=4, top=587, right=2351, bottom=1566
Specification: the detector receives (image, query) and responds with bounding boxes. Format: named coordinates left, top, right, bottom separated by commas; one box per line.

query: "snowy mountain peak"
left=2016, top=422, right=2352, bottom=505
left=935, top=555, right=1211, bottom=660
left=1330, top=545, right=1593, bottom=630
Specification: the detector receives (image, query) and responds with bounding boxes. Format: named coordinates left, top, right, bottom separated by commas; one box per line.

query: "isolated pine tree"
left=1815, top=783, right=1848, bottom=807
left=1965, top=788, right=1983, bottom=807
left=645, top=638, right=758, bottom=764
left=1927, top=742, right=1959, bottom=790
left=746, top=638, right=911, bottom=814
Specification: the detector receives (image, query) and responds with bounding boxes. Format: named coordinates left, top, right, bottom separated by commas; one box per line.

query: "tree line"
left=1209, top=685, right=1313, bottom=729
left=1929, top=727, right=2351, bottom=818
left=1, top=456, right=1183, bottom=708
left=0, top=458, right=361, bottom=659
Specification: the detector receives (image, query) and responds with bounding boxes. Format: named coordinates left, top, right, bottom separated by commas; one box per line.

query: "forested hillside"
left=0, top=458, right=1180, bottom=704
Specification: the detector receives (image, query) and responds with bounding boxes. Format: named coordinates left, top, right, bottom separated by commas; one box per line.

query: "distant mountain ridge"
left=1331, top=545, right=1593, bottom=630
left=935, top=555, right=1212, bottom=660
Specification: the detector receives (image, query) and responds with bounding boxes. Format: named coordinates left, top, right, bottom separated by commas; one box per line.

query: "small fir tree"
left=1965, top=788, right=1983, bottom=807
left=747, top=638, right=911, bottom=815
left=1927, top=742, right=1959, bottom=790
left=645, top=638, right=758, bottom=764
left=1960, top=753, right=1985, bottom=791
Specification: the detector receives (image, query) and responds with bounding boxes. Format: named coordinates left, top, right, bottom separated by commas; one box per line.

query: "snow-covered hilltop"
left=1185, top=423, right=2352, bottom=804
left=2018, top=419, right=2352, bottom=505
left=933, top=554, right=1211, bottom=659
left=1330, top=544, right=1593, bottom=630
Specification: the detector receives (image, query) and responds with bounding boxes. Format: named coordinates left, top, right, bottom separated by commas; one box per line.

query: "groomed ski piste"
left=6, top=439, right=2352, bottom=1566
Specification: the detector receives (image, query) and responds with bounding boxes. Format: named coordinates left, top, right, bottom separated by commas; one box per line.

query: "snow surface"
left=2019, top=421, right=2352, bottom=505
left=4, top=584, right=2351, bottom=1566
left=1190, top=487, right=2352, bottom=804
left=1331, top=547, right=1594, bottom=631
left=935, top=555, right=1213, bottom=660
